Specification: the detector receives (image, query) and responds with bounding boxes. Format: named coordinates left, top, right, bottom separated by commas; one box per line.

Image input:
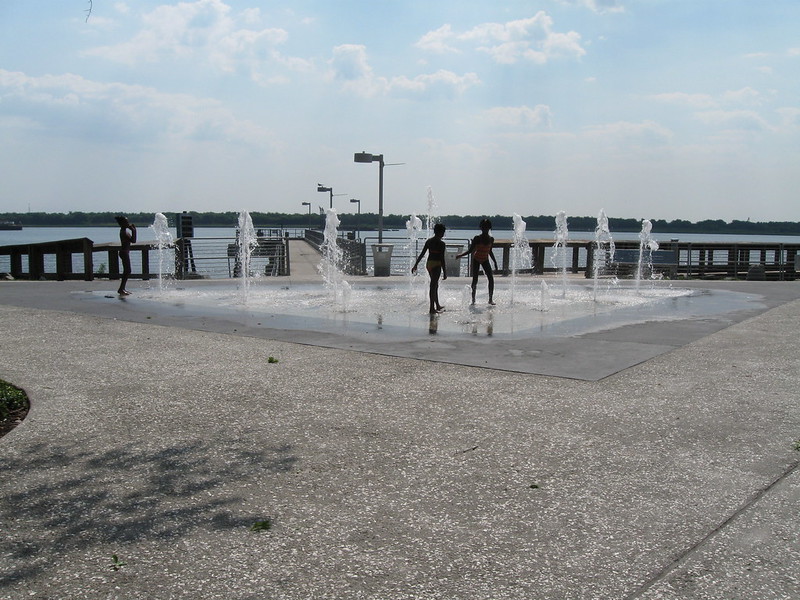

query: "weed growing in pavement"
left=109, top=555, right=127, bottom=571
left=250, top=519, right=273, bottom=532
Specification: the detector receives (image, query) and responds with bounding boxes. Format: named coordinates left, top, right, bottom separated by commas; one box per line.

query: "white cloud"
left=414, top=24, right=460, bottom=54
left=650, top=87, right=764, bottom=109
left=556, top=0, right=625, bottom=14
left=693, top=110, right=774, bottom=132
left=583, top=120, right=673, bottom=147
left=483, top=105, right=553, bottom=130
left=776, top=107, right=800, bottom=129
left=415, top=12, right=586, bottom=64
left=328, top=44, right=373, bottom=82
left=328, top=45, right=479, bottom=98
left=721, top=87, right=762, bottom=106
left=83, top=0, right=309, bottom=84
left=0, top=69, right=274, bottom=147
left=390, top=70, right=481, bottom=97
left=649, top=92, right=717, bottom=108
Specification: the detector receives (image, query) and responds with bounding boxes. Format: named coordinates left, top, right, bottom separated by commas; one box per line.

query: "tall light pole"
left=354, top=151, right=403, bottom=243
left=317, top=184, right=333, bottom=209
left=354, top=153, right=383, bottom=242
left=301, top=201, right=311, bottom=230
left=350, top=198, right=361, bottom=239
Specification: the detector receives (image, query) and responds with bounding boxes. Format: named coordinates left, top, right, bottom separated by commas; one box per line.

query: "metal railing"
left=174, top=235, right=289, bottom=279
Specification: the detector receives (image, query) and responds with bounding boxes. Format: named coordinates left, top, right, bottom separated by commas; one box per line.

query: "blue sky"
left=1, top=0, right=798, bottom=222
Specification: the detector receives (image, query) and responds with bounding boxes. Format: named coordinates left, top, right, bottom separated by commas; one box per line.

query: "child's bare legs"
left=470, top=262, right=479, bottom=304
left=118, top=251, right=132, bottom=295
left=427, top=265, right=444, bottom=313
left=471, top=260, right=496, bottom=304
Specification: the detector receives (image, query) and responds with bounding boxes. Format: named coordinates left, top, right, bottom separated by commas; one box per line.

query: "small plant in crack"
left=250, top=519, right=273, bottom=532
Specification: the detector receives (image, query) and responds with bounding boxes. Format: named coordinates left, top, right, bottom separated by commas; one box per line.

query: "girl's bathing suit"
left=472, top=242, right=492, bottom=263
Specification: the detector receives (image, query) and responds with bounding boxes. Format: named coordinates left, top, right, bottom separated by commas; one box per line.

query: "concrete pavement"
left=0, top=274, right=798, bottom=599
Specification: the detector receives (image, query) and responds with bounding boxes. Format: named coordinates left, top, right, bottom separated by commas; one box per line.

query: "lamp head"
left=354, top=152, right=374, bottom=163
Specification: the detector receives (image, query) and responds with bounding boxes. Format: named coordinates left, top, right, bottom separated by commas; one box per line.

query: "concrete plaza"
left=0, top=268, right=798, bottom=598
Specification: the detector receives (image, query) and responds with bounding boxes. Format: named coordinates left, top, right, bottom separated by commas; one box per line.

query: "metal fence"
left=174, top=236, right=289, bottom=279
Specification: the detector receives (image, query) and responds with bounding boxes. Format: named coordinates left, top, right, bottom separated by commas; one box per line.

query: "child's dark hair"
left=480, top=218, right=492, bottom=230
left=433, top=223, right=446, bottom=236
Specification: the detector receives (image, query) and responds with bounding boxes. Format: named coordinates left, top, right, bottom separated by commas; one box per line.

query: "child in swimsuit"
left=412, top=223, right=447, bottom=313
left=457, top=219, right=498, bottom=305
left=115, top=215, right=137, bottom=295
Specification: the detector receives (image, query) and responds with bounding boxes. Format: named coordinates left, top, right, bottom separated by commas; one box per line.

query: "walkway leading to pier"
left=288, top=238, right=321, bottom=280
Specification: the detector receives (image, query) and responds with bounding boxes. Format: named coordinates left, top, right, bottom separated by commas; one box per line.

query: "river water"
left=3, top=225, right=799, bottom=247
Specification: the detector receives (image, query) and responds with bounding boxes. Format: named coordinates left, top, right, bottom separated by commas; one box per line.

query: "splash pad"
left=136, top=276, right=698, bottom=339
left=111, top=271, right=769, bottom=382
left=112, top=209, right=768, bottom=379
left=58, top=208, right=778, bottom=379
left=132, top=207, right=702, bottom=341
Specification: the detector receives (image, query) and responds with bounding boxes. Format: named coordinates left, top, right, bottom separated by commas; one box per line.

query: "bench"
left=612, top=248, right=678, bottom=279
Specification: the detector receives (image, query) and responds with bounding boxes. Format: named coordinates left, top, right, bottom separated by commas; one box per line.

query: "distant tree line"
left=2, top=211, right=799, bottom=236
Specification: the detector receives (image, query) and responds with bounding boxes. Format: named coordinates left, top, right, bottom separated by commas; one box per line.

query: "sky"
left=1, top=0, right=798, bottom=222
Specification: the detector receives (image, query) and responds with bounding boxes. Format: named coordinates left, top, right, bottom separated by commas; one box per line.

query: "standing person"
left=115, top=215, right=137, bottom=295
left=412, top=223, right=448, bottom=313
left=457, top=218, right=498, bottom=305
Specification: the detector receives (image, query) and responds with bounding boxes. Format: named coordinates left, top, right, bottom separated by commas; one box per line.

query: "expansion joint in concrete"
left=624, top=458, right=800, bottom=599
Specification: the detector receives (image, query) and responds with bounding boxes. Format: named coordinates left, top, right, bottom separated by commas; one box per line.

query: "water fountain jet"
left=510, top=214, right=532, bottom=305
left=149, top=212, right=174, bottom=292
left=635, top=219, right=660, bottom=293
left=592, top=209, right=616, bottom=302
left=552, top=211, right=569, bottom=298
left=237, top=210, right=259, bottom=303
left=319, top=208, right=351, bottom=310
left=406, top=214, right=423, bottom=289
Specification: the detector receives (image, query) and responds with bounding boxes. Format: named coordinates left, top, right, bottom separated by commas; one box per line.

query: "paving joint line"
left=624, top=457, right=800, bottom=599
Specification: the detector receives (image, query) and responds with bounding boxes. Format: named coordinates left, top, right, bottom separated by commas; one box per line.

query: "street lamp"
left=354, top=153, right=383, bottom=242
left=354, top=151, right=403, bottom=243
left=317, top=184, right=333, bottom=209
left=350, top=198, right=361, bottom=239
left=301, top=201, right=311, bottom=230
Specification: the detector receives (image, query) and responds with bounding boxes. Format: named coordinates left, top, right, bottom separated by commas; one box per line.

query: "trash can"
left=371, top=244, right=394, bottom=276
left=445, top=244, right=463, bottom=277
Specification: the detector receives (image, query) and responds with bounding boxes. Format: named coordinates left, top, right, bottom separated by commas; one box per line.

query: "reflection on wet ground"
left=124, top=278, right=757, bottom=341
